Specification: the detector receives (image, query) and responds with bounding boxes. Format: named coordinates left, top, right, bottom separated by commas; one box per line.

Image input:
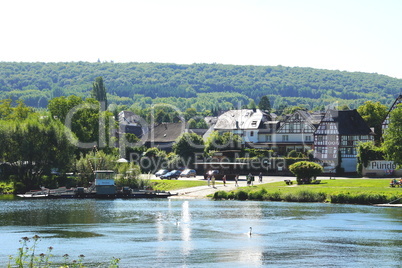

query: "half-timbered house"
left=273, top=110, right=323, bottom=155
left=314, top=109, right=374, bottom=173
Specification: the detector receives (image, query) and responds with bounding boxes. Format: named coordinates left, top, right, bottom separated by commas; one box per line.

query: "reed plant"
left=7, top=235, right=120, bottom=268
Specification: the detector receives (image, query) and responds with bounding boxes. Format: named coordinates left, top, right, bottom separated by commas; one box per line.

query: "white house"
left=213, top=109, right=271, bottom=143
left=214, top=109, right=323, bottom=155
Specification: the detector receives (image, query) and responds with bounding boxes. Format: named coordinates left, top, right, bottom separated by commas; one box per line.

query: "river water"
left=0, top=198, right=401, bottom=267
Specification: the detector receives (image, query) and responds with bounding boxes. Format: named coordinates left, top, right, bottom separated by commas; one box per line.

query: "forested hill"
left=1, top=61, right=402, bottom=111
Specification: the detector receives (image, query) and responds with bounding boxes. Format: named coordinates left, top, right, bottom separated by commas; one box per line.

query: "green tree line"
left=1, top=62, right=401, bottom=112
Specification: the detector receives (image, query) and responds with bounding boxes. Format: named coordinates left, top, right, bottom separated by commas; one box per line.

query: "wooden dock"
left=373, top=204, right=402, bottom=208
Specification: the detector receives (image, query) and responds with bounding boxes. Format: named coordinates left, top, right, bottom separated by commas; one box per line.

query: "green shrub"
left=248, top=188, right=268, bottom=200
left=287, top=150, right=298, bottom=158
left=13, top=182, right=25, bottom=194
left=227, top=191, right=235, bottom=199
left=330, top=192, right=392, bottom=204
left=0, top=182, right=14, bottom=194
left=234, top=190, right=248, bottom=200
left=284, top=157, right=309, bottom=167
left=289, top=161, right=323, bottom=184
left=267, top=191, right=282, bottom=201
left=282, top=190, right=326, bottom=202
left=41, top=175, right=58, bottom=189
left=213, top=190, right=228, bottom=200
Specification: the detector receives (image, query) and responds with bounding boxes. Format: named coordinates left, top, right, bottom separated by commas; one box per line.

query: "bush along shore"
left=212, top=179, right=402, bottom=205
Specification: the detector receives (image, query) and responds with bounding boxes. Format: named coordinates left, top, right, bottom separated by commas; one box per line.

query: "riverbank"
left=152, top=175, right=401, bottom=205
left=155, top=175, right=342, bottom=199
left=150, top=174, right=290, bottom=199
left=213, top=177, right=402, bottom=205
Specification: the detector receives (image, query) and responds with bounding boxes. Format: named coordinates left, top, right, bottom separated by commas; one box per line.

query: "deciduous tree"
left=357, top=101, right=388, bottom=143
left=382, top=104, right=402, bottom=166
left=173, top=133, right=204, bottom=162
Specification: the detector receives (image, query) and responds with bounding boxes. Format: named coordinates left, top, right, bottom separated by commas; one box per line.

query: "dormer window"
left=251, top=121, right=257, bottom=127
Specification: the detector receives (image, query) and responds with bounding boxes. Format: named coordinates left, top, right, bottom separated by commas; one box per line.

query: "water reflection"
left=180, top=200, right=192, bottom=259
left=0, top=199, right=401, bottom=267
left=156, top=211, right=165, bottom=242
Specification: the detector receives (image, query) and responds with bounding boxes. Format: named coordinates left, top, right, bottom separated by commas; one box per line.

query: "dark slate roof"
left=324, top=109, right=374, bottom=135
left=299, top=110, right=325, bottom=125
left=188, top=128, right=208, bottom=137
left=145, top=123, right=185, bottom=143
left=258, top=121, right=280, bottom=133
left=120, top=124, right=144, bottom=137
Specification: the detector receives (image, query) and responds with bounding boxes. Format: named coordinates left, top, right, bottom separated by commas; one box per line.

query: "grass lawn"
left=214, top=178, right=402, bottom=204
left=151, top=179, right=210, bottom=191
left=259, top=178, right=400, bottom=195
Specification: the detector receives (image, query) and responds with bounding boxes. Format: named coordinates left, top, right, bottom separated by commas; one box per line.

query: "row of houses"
left=214, top=108, right=375, bottom=173
left=118, top=105, right=381, bottom=173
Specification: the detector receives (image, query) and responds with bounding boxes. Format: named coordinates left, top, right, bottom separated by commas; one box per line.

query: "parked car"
left=180, top=169, right=197, bottom=178
left=204, top=170, right=219, bottom=179
left=160, top=170, right=182, bottom=180
left=155, top=169, right=169, bottom=177
left=206, top=170, right=219, bottom=176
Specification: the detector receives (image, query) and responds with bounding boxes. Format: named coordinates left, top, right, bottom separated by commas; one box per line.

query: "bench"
left=284, top=179, right=293, bottom=185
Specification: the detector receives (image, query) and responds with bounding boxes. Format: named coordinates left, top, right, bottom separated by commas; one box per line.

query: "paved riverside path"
left=169, top=181, right=238, bottom=199
left=141, top=174, right=356, bottom=199
left=141, top=174, right=388, bottom=199
left=159, top=175, right=349, bottom=199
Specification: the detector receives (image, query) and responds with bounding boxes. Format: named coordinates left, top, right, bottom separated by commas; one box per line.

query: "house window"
left=251, top=121, right=257, bottom=127
left=250, top=131, right=254, bottom=137
left=282, top=135, right=288, bottom=141
left=340, top=147, right=356, bottom=157
left=266, top=135, right=271, bottom=142
left=305, top=135, right=311, bottom=141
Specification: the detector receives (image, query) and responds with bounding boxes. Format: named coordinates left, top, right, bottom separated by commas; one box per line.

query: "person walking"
left=259, top=172, right=263, bottom=183
left=223, top=175, right=226, bottom=186
left=207, top=175, right=211, bottom=187
left=235, top=174, right=239, bottom=187
left=212, top=175, right=216, bottom=188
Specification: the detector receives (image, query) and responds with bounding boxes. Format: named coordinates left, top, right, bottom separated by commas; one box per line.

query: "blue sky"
left=1, top=0, right=402, bottom=78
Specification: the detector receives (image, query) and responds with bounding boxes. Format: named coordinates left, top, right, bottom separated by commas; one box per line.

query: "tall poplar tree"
left=92, top=76, right=107, bottom=108
left=258, top=95, right=271, bottom=112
